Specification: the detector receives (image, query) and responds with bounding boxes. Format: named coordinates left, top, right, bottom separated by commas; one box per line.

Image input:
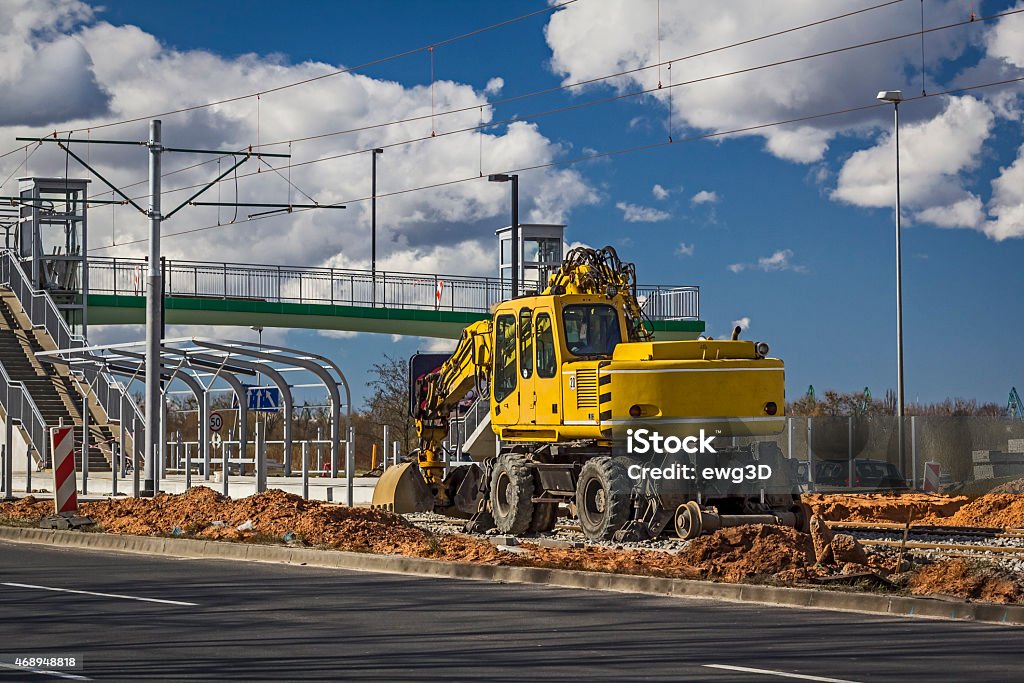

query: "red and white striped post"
left=51, top=426, right=77, bottom=515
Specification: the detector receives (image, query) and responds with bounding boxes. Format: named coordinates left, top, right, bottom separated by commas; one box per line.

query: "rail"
left=0, top=359, right=47, bottom=466
left=0, top=249, right=144, bottom=462
left=85, top=256, right=701, bottom=320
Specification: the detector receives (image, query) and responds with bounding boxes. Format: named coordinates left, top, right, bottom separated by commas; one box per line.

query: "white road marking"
left=0, top=662, right=91, bottom=680
left=2, top=582, right=198, bottom=606
left=702, top=664, right=861, bottom=683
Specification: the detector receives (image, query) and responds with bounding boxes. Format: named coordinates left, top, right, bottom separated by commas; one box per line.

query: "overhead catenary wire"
left=82, top=0, right=913, bottom=202
left=87, top=73, right=1024, bottom=252
left=108, top=5, right=1024, bottom=207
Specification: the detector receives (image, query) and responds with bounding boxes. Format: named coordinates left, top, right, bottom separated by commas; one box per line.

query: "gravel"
left=402, top=511, right=691, bottom=553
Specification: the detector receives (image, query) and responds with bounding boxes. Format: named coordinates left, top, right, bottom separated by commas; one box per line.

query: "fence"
left=731, top=416, right=1024, bottom=490
left=85, top=256, right=701, bottom=320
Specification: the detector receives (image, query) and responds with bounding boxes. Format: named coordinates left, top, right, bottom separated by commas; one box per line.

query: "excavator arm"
left=372, top=318, right=492, bottom=512
left=545, top=245, right=653, bottom=342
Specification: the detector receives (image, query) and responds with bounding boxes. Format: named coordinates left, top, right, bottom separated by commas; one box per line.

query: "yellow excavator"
left=372, top=246, right=808, bottom=541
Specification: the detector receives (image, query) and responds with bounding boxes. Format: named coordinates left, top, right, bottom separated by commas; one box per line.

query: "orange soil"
left=2, top=488, right=1021, bottom=604
left=910, top=559, right=1023, bottom=604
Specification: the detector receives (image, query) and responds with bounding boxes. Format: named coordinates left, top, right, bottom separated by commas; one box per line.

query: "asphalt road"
left=0, top=542, right=1021, bottom=682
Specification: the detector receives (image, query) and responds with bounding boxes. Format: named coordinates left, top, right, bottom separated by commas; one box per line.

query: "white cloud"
left=832, top=96, right=994, bottom=227
left=652, top=183, right=670, bottom=200
left=690, top=190, right=718, bottom=205
left=728, top=249, right=806, bottom=273
left=544, top=0, right=972, bottom=164
left=484, top=77, right=504, bottom=95
left=732, top=316, right=751, bottom=331
left=986, top=1, right=1024, bottom=69
left=0, top=1, right=597, bottom=274
left=675, top=242, right=694, bottom=256
left=616, top=201, right=670, bottom=223
left=984, top=143, right=1024, bottom=240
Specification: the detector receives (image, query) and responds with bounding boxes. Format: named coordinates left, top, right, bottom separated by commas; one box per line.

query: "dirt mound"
left=684, top=524, right=815, bottom=583
left=910, top=559, right=1023, bottom=604
left=944, top=494, right=1024, bottom=529
left=988, top=478, right=1024, bottom=495
left=804, top=493, right=968, bottom=524
left=0, top=495, right=53, bottom=518
left=517, top=545, right=700, bottom=579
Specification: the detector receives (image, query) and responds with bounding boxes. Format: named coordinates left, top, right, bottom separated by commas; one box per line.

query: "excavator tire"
left=529, top=501, right=558, bottom=533
left=490, top=453, right=535, bottom=535
left=576, top=456, right=632, bottom=541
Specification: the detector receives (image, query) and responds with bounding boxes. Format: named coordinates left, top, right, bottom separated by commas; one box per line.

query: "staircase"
left=450, top=397, right=496, bottom=460
left=0, top=297, right=113, bottom=471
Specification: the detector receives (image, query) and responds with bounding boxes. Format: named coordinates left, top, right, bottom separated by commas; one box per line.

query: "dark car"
left=813, top=458, right=909, bottom=492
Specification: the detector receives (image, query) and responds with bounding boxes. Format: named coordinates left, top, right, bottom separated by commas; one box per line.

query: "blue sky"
left=1, top=0, right=1023, bottom=410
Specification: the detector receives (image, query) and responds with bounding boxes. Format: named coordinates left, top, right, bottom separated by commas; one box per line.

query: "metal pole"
left=807, top=418, right=814, bottom=491
left=184, top=442, right=191, bottom=489
left=222, top=426, right=230, bottom=497
left=786, top=417, right=793, bottom=459
left=382, top=424, right=388, bottom=470
left=302, top=441, right=309, bottom=499
left=111, top=438, right=118, bottom=497
left=848, top=416, right=854, bottom=489
left=3, top=414, right=12, bottom=500
left=911, top=415, right=917, bottom=489
left=202, top=395, right=211, bottom=480
left=143, top=119, right=162, bottom=497
left=256, top=420, right=267, bottom=493
left=346, top=425, right=354, bottom=506
left=81, top=388, right=89, bottom=495
left=371, top=148, right=382, bottom=306
left=894, top=100, right=906, bottom=478
left=511, top=175, right=519, bottom=299
left=132, top=420, right=140, bottom=497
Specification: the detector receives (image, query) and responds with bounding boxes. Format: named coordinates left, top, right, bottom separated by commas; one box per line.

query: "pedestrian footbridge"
left=84, top=257, right=705, bottom=339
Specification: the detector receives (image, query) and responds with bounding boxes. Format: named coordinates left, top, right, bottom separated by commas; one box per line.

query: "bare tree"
left=365, top=354, right=416, bottom=455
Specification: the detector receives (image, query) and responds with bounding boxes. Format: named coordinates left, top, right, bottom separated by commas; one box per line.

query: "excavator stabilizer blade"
left=371, top=462, right=434, bottom=513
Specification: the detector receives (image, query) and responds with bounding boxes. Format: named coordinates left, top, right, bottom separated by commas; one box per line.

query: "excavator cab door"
left=518, top=308, right=537, bottom=424
left=532, top=308, right=560, bottom=426
left=491, top=312, right=520, bottom=426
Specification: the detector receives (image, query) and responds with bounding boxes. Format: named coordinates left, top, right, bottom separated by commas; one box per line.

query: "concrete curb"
left=2, top=526, right=1022, bottom=626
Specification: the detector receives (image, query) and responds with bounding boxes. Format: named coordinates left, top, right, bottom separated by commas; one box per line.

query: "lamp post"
left=488, top=173, right=519, bottom=298
left=877, top=89, right=906, bottom=478
left=371, top=148, right=383, bottom=305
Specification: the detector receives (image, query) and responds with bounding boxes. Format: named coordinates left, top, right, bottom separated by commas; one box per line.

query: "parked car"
left=813, top=458, right=909, bottom=492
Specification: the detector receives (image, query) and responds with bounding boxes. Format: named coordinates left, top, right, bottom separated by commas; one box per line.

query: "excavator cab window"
left=519, top=308, right=533, bottom=379
left=536, top=313, right=556, bottom=378
left=562, top=304, right=621, bottom=357
left=494, top=314, right=517, bottom=402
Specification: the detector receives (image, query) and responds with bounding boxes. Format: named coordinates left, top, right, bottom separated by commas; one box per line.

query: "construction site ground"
left=3, top=486, right=1024, bottom=606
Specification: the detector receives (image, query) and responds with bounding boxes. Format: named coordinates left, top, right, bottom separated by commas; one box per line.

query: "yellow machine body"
left=489, top=294, right=784, bottom=444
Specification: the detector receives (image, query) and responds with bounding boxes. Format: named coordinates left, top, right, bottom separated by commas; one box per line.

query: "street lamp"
left=488, top=173, right=520, bottom=298
left=371, top=148, right=383, bottom=305
left=877, top=89, right=906, bottom=478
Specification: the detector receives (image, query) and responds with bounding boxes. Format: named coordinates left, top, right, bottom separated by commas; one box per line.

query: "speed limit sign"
left=210, top=412, right=223, bottom=433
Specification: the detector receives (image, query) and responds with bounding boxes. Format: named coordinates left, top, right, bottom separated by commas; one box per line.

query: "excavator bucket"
left=371, top=462, right=434, bottom=513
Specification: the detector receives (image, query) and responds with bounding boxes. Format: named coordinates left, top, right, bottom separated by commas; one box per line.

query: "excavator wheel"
left=490, top=453, right=535, bottom=535
left=529, top=501, right=558, bottom=534
left=576, top=457, right=632, bottom=541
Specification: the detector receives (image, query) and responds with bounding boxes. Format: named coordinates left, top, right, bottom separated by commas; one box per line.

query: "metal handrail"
left=86, top=256, right=701, bottom=320
left=0, top=360, right=47, bottom=466
left=0, top=249, right=144, bottom=462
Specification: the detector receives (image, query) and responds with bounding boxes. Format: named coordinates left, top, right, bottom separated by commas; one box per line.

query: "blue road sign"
left=247, top=386, right=281, bottom=412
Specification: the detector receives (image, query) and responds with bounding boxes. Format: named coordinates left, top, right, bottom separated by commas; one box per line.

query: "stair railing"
left=0, top=249, right=144, bottom=464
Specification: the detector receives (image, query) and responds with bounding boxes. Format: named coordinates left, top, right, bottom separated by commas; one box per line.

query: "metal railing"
left=0, top=359, right=47, bottom=466
left=86, top=256, right=701, bottom=320
left=0, top=249, right=144, bottom=463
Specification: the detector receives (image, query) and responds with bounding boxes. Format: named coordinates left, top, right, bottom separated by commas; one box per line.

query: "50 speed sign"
left=210, top=412, right=223, bottom=433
